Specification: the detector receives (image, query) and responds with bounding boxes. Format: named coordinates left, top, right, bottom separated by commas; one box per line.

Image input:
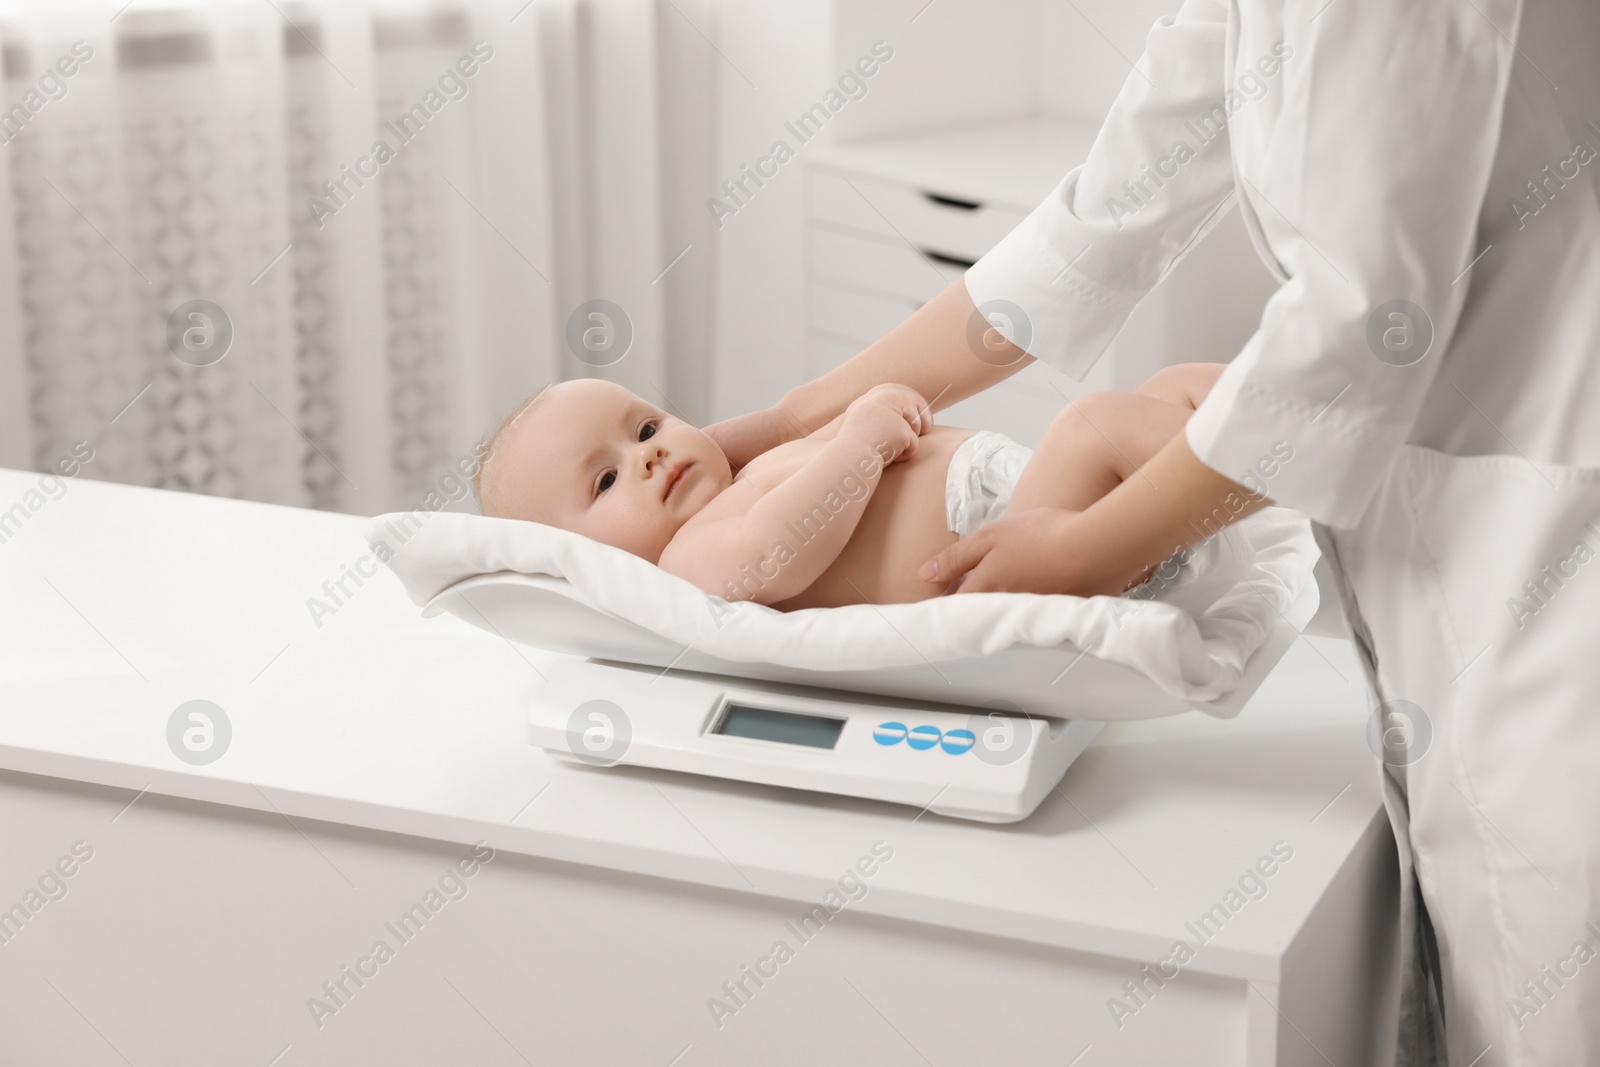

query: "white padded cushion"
left=367, top=506, right=1319, bottom=711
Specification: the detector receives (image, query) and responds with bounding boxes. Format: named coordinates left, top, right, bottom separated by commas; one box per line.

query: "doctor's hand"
left=702, top=406, right=810, bottom=473
left=920, top=508, right=1129, bottom=597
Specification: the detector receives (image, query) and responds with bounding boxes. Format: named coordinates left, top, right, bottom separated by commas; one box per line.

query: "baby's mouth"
left=663, top=462, right=691, bottom=500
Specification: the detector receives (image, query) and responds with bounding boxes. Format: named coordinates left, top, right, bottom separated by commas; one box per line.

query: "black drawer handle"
left=922, top=192, right=983, bottom=211
left=920, top=249, right=976, bottom=270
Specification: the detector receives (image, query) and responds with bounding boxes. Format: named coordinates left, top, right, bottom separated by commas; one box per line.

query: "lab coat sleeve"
left=1183, top=1, right=1520, bottom=528
left=963, top=0, right=1237, bottom=381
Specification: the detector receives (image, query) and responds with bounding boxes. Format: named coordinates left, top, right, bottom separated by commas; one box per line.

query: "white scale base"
left=530, top=658, right=1107, bottom=823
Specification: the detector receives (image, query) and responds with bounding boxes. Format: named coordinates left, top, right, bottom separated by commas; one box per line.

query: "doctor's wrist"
left=775, top=383, right=832, bottom=438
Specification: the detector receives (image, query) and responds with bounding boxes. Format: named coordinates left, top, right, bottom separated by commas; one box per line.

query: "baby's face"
left=484, top=378, right=733, bottom=562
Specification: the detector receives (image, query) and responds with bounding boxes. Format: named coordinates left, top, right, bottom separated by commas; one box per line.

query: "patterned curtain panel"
left=0, top=0, right=573, bottom=514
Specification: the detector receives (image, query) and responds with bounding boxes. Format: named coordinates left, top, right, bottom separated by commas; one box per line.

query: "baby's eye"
left=596, top=470, right=616, bottom=494
left=639, top=421, right=657, bottom=442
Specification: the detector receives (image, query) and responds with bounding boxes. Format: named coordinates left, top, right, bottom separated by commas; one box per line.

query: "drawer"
left=808, top=226, right=965, bottom=304
left=809, top=281, right=918, bottom=345
left=807, top=168, right=1028, bottom=263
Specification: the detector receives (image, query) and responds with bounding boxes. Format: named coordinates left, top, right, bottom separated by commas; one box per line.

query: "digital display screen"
left=714, top=703, right=845, bottom=749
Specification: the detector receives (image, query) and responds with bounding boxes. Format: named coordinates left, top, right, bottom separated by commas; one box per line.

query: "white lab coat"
left=966, top=0, right=1600, bottom=1062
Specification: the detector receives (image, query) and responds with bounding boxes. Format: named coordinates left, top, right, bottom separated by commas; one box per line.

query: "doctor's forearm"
left=1077, top=433, right=1269, bottom=591
left=779, top=280, right=1032, bottom=432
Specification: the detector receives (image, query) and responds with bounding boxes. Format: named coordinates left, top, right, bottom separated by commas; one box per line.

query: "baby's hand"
left=840, top=384, right=930, bottom=464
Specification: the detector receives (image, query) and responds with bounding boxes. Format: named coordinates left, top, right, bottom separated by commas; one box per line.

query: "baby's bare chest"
left=695, top=425, right=971, bottom=525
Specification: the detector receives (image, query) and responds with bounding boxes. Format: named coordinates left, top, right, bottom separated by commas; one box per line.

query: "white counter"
left=0, top=470, right=1395, bottom=1066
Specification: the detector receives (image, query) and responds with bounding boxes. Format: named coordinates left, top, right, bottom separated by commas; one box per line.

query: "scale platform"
left=522, top=572, right=1319, bottom=823
left=533, top=659, right=1103, bottom=824
left=526, top=580, right=1320, bottom=823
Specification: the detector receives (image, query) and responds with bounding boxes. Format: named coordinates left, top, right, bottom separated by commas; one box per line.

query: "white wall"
left=704, top=0, right=833, bottom=420
left=1036, top=0, right=1185, bottom=121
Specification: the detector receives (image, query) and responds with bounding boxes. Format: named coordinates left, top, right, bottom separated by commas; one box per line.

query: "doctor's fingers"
left=923, top=528, right=997, bottom=587
left=945, top=548, right=1050, bottom=594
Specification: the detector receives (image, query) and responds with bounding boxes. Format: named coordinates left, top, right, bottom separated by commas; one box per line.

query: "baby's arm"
left=661, top=385, right=927, bottom=603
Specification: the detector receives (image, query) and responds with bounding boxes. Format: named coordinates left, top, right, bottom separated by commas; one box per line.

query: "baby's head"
left=475, top=378, right=733, bottom=562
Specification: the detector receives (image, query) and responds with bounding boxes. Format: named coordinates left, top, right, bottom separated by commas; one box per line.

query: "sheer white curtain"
left=0, top=0, right=715, bottom=513
left=536, top=0, right=718, bottom=426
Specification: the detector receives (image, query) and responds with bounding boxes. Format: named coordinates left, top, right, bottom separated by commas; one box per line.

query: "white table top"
left=0, top=469, right=1383, bottom=982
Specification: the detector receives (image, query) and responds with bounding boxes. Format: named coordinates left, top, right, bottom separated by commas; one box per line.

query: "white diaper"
left=944, top=430, right=1034, bottom=537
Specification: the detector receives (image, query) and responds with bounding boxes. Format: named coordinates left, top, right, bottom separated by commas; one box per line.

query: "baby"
left=474, top=364, right=1223, bottom=609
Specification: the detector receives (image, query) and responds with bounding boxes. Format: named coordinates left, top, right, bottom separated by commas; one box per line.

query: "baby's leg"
left=1133, top=362, right=1225, bottom=411
left=1007, top=392, right=1193, bottom=516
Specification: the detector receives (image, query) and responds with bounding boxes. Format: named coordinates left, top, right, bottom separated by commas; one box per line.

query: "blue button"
left=873, top=722, right=908, bottom=746
left=940, top=729, right=975, bottom=755
left=906, top=725, right=942, bottom=751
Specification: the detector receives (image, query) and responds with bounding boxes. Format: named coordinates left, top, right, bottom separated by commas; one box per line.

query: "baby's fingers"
left=893, top=430, right=918, bottom=463
left=905, top=392, right=933, bottom=434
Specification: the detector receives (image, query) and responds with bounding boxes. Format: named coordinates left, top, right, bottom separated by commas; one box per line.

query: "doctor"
left=709, top=0, right=1600, bottom=1062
